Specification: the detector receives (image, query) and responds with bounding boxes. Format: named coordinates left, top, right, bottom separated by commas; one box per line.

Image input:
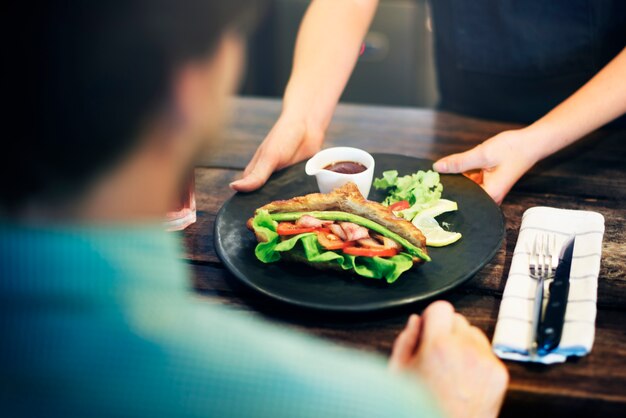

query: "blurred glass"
left=164, top=173, right=196, bottom=231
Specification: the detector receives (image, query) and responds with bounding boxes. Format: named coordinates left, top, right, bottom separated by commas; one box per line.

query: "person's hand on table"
left=230, top=115, right=325, bottom=192
left=390, top=301, right=509, bottom=418
left=433, top=129, right=539, bottom=204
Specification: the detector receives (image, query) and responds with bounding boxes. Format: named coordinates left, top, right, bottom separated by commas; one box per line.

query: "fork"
left=528, top=234, right=557, bottom=358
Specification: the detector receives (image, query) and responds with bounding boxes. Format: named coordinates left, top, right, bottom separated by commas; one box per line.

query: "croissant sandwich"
left=247, top=182, right=429, bottom=283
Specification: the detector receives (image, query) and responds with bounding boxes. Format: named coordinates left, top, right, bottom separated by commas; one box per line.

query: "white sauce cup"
left=305, top=147, right=375, bottom=198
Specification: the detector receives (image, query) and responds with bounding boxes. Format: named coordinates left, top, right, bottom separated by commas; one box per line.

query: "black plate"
left=215, top=154, right=504, bottom=312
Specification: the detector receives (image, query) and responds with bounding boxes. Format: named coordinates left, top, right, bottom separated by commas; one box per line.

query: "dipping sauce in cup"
left=324, top=161, right=367, bottom=174
left=305, top=147, right=375, bottom=198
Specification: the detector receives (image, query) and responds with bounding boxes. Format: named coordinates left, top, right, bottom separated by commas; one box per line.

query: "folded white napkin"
left=492, top=207, right=605, bottom=364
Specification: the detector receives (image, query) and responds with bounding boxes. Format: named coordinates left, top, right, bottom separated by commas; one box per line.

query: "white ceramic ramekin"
left=305, top=147, right=375, bottom=198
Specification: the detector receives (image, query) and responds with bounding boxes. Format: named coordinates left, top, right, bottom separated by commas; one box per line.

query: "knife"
left=537, top=236, right=576, bottom=355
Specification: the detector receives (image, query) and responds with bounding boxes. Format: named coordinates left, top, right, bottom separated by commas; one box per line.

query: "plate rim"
left=214, top=155, right=505, bottom=312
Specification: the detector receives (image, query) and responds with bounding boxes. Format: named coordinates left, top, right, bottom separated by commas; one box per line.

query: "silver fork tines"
left=528, top=234, right=557, bottom=358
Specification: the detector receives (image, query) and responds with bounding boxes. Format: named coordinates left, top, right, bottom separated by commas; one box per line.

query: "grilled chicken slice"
left=296, top=215, right=333, bottom=228
left=339, top=222, right=369, bottom=241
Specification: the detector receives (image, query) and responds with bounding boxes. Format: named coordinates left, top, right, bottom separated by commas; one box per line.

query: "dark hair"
left=1, top=1, right=263, bottom=215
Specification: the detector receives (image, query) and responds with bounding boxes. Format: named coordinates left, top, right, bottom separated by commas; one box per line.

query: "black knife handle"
left=537, top=278, right=570, bottom=354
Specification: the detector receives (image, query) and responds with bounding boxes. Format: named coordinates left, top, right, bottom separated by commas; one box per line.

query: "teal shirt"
left=0, top=225, right=442, bottom=418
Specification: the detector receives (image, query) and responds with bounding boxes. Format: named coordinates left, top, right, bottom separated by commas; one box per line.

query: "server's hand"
left=433, top=129, right=538, bottom=204
left=230, top=115, right=324, bottom=192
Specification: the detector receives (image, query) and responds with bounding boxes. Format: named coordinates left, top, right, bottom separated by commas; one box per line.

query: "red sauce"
left=323, top=161, right=367, bottom=174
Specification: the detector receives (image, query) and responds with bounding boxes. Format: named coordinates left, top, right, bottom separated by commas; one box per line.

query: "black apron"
left=430, top=0, right=626, bottom=125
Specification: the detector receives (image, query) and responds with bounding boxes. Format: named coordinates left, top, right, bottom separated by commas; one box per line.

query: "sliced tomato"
left=316, top=227, right=332, bottom=235
left=316, top=231, right=353, bottom=250
left=276, top=222, right=317, bottom=236
left=343, top=246, right=398, bottom=257
left=389, top=200, right=410, bottom=211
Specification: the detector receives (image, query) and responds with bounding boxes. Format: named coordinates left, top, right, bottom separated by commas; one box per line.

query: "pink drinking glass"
left=164, top=173, right=197, bottom=231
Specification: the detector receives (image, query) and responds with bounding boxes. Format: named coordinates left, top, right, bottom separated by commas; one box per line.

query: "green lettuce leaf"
left=250, top=211, right=416, bottom=283
left=373, top=169, right=443, bottom=209
left=343, top=253, right=414, bottom=283
left=250, top=209, right=281, bottom=263
left=372, top=170, right=399, bottom=190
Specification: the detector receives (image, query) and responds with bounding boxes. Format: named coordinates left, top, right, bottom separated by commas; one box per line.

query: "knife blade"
left=537, top=236, right=576, bottom=355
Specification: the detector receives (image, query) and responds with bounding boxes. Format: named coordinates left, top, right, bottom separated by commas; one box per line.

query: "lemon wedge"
left=422, top=227, right=462, bottom=247
left=413, top=199, right=458, bottom=219
left=412, top=214, right=462, bottom=247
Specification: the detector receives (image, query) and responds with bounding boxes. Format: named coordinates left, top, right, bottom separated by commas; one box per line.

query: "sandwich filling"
left=251, top=209, right=430, bottom=283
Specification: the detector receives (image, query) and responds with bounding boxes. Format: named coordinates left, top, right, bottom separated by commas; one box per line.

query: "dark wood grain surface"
left=185, top=97, right=626, bottom=417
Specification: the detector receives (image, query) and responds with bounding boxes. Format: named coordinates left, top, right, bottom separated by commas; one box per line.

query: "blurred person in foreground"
left=230, top=0, right=626, bottom=204
left=0, top=2, right=507, bottom=418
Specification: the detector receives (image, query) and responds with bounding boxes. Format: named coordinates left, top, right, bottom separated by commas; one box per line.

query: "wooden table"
left=184, top=97, right=626, bottom=417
